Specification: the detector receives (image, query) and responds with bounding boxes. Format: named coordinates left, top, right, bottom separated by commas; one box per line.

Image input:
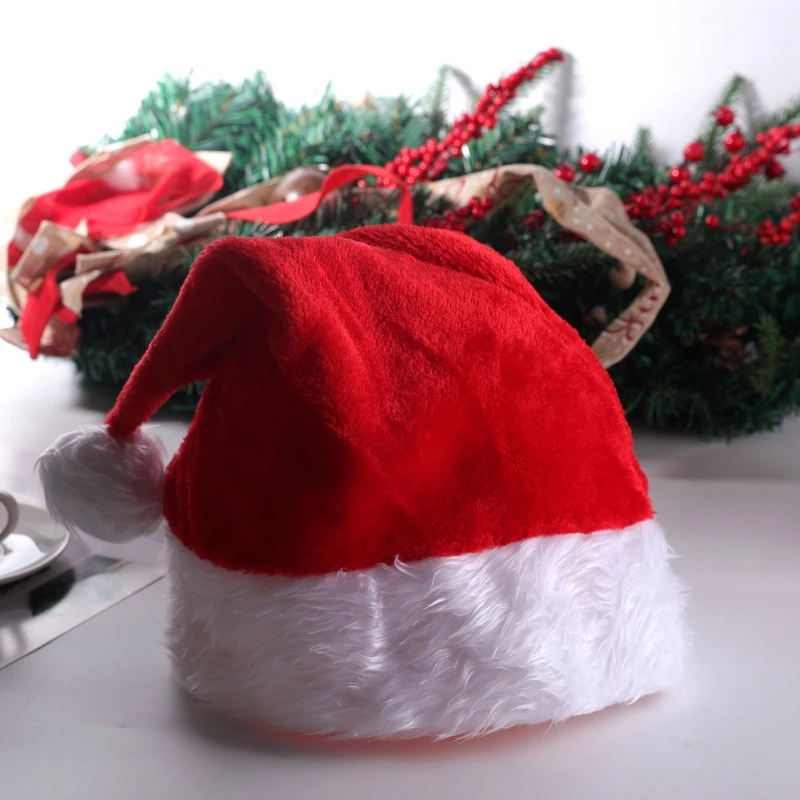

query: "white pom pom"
left=37, top=425, right=166, bottom=543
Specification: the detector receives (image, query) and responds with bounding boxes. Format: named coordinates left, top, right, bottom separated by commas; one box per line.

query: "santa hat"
left=37, top=226, right=686, bottom=740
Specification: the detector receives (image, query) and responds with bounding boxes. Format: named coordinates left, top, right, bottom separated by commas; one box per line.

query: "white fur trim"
left=37, top=425, right=165, bottom=543
left=167, top=519, right=687, bottom=740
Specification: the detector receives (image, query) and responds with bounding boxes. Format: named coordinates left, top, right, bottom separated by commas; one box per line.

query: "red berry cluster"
left=758, top=193, right=800, bottom=245
left=552, top=152, right=603, bottom=183
left=427, top=196, right=495, bottom=231
left=524, top=209, right=546, bottom=230
left=658, top=211, right=687, bottom=246
left=624, top=107, right=800, bottom=245
left=384, top=48, right=565, bottom=186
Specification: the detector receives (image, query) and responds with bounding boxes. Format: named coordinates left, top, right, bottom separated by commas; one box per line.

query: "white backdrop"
left=1, top=0, right=799, bottom=221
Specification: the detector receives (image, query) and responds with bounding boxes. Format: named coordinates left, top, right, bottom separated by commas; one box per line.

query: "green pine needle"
left=633, top=127, right=655, bottom=165
left=423, top=66, right=451, bottom=137
left=749, top=314, right=789, bottom=396
left=755, top=95, right=800, bottom=132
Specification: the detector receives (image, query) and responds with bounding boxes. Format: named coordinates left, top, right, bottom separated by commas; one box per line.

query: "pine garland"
left=74, top=68, right=800, bottom=438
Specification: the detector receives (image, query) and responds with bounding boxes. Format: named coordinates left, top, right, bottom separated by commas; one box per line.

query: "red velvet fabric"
left=106, top=227, right=653, bottom=577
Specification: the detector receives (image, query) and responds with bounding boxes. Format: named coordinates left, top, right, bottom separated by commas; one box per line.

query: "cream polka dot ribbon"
left=427, top=165, right=670, bottom=368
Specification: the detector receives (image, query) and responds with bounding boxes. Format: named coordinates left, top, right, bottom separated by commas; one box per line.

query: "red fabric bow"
left=20, top=253, right=136, bottom=359
left=226, top=165, right=414, bottom=226
left=7, top=139, right=225, bottom=358
left=11, top=140, right=223, bottom=260
left=8, top=155, right=407, bottom=360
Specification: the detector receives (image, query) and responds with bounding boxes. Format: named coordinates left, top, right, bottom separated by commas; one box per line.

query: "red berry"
left=524, top=210, right=546, bottom=229
left=578, top=152, right=603, bottom=174
left=790, top=195, right=800, bottom=212
left=554, top=163, right=576, bottom=183
left=669, top=166, right=690, bottom=183
left=765, top=159, right=786, bottom=180
left=715, top=106, right=735, bottom=126
left=705, top=214, right=720, bottom=228
left=724, top=131, right=747, bottom=153
left=684, top=141, right=705, bottom=162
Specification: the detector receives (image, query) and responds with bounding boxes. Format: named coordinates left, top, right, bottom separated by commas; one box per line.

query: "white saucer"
left=0, top=502, right=69, bottom=586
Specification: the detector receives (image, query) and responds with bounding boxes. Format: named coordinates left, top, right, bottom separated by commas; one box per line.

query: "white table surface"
left=0, top=342, right=798, bottom=800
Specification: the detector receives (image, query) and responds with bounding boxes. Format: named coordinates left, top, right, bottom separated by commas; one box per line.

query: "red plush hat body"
left=39, top=226, right=686, bottom=740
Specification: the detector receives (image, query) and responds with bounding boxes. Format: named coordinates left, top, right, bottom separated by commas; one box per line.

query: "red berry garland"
left=412, top=54, right=797, bottom=247
left=624, top=120, right=799, bottom=245
left=384, top=48, right=564, bottom=186
left=426, top=196, right=495, bottom=231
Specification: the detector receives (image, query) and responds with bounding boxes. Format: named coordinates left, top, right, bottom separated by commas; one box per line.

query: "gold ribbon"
left=426, top=165, right=669, bottom=367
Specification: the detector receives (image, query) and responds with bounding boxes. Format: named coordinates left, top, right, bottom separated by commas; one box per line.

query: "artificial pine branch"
left=750, top=314, right=789, bottom=396
left=424, top=66, right=451, bottom=138
left=71, top=64, right=800, bottom=438
left=755, top=96, right=800, bottom=132
left=633, top=127, right=655, bottom=166
left=445, top=65, right=482, bottom=104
